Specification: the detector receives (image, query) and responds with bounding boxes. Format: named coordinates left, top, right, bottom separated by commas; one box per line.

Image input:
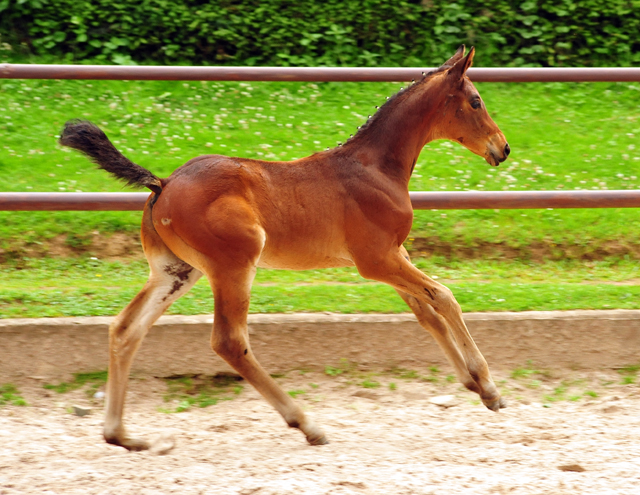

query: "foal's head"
left=433, top=46, right=510, bottom=167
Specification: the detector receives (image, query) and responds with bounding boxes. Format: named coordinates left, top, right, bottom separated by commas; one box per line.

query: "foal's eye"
left=471, top=99, right=482, bottom=109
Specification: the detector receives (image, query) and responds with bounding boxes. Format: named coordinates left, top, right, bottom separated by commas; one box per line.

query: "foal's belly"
left=256, top=243, right=355, bottom=271
left=257, top=256, right=355, bottom=270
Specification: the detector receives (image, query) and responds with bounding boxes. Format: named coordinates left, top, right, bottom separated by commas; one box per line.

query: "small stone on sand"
left=72, top=406, right=91, bottom=417
left=429, top=395, right=460, bottom=408
left=558, top=464, right=586, bottom=472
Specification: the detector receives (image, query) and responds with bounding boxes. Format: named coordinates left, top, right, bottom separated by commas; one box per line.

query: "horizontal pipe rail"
left=409, top=190, right=640, bottom=209
left=2, top=191, right=640, bottom=211
left=2, top=65, right=640, bottom=82
left=0, top=193, right=146, bottom=211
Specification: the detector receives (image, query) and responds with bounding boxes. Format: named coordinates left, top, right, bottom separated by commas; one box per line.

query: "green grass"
left=505, top=362, right=615, bottom=403
left=287, top=389, right=306, bottom=398
left=1, top=66, right=639, bottom=316
left=43, top=371, right=108, bottom=397
left=1, top=76, right=639, bottom=256
left=510, top=362, right=550, bottom=391
left=0, top=384, right=27, bottom=406
left=511, top=366, right=541, bottom=380
left=617, top=364, right=640, bottom=385
left=361, top=379, right=381, bottom=389
left=1, top=256, right=639, bottom=317
left=324, top=359, right=355, bottom=377
left=160, top=374, right=243, bottom=413
left=389, top=366, right=442, bottom=383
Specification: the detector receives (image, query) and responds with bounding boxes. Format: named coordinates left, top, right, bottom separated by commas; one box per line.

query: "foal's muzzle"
left=486, top=137, right=510, bottom=167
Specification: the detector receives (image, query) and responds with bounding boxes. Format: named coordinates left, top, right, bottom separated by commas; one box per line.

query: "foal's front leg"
left=357, top=248, right=504, bottom=411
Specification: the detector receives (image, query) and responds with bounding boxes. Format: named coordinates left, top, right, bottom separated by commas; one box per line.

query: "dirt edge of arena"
left=2, top=310, right=639, bottom=383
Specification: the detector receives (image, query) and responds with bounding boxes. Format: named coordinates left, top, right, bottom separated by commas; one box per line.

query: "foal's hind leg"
left=103, top=214, right=202, bottom=451
left=205, top=261, right=327, bottom=445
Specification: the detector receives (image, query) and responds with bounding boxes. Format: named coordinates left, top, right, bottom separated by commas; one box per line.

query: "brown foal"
left=61, top=46, right=510, bottom=451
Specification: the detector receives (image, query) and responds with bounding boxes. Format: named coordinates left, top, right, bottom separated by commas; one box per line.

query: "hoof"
left=299, top=419, right=328, bottom=445
left=482, top=395, right=507, bottom=412
left=127, top=440, right=150, bottom=452
left=105, top=435, right=150, bottom=452
left=307, top=434, right=329, bottom=446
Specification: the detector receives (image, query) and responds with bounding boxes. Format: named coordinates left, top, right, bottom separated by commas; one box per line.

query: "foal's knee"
left=210, top=329, right=249, bottom=363
left=430, top=285, right=461, bottom=314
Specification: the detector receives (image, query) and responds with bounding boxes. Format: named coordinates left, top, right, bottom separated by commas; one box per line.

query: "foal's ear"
left=447, top=46, right=475, bottom=81
left=439, top=45, right=466, bottom=71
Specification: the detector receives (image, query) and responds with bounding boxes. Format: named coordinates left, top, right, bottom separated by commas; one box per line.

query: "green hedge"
left=1, top=0, right=639, bottom=67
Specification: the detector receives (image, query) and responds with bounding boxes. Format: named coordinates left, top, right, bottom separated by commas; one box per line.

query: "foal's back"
left=153, top=151, right=360, bottom=270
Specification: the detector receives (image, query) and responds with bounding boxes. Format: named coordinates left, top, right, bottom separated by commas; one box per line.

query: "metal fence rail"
left=2, top=65, right=640, bottom=83
left=2, top=65, right=639, bottom=211
left=2, top=191, right=640, bottom=211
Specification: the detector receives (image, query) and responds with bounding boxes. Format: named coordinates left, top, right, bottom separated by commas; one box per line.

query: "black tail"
left=59, top=120, right=162, bottom=194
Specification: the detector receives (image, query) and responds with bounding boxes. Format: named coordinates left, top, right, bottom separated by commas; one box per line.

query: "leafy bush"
left=1, top=0, right=639, bottom=67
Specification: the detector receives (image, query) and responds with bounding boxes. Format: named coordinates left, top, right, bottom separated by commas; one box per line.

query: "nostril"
left=504, top=143, right=511, bottom=157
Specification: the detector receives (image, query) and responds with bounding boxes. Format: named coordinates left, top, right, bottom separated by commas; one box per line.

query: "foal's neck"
left=341, top=75, right=447, bottom=182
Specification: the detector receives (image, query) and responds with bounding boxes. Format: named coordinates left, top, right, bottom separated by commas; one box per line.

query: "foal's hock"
left=61, top=45, right=510, bottom=452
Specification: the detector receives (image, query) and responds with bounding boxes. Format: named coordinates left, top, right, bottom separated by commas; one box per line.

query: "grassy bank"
left=1, top=67, right=639, bottom=316
left=1, top=257, right=639, bottom=318
left=1, top=76, right=639, bottom=260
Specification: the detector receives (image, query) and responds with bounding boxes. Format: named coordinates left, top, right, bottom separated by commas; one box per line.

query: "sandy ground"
left=1, top=369, right=640, bottom=495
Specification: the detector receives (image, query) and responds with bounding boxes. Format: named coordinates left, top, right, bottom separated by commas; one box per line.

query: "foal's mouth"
left=487, top=152, right=508, bottom=167
left=487, top=142, right=510, bottom=167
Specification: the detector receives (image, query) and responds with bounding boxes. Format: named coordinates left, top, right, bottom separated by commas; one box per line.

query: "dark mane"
left=338, top=68, right=445, bottom=149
